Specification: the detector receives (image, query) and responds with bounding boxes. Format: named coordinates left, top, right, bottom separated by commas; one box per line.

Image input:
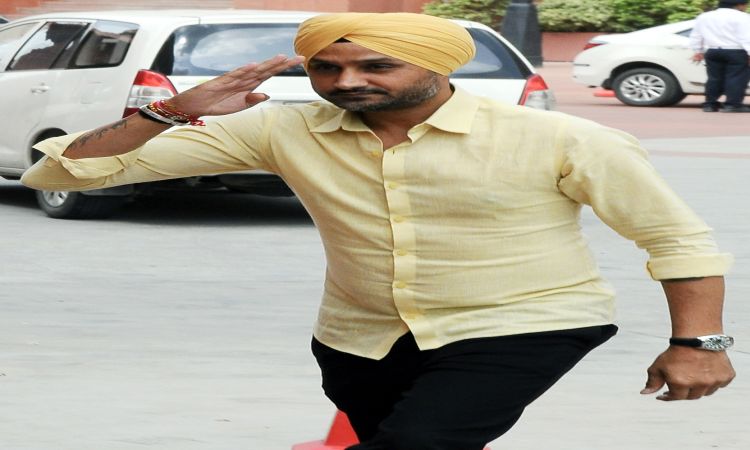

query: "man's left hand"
left=640, top=346, right=735, bottom=401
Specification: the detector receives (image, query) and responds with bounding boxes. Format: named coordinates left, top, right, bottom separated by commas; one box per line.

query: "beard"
left=317, top=72, right=441, bottom=112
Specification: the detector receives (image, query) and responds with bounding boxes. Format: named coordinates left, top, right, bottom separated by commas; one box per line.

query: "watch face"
left=701, top=335, right=734, bottom=351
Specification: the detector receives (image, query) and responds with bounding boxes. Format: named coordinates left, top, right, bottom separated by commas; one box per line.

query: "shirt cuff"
left=646, top=253, right=734, bottom=280
left=33, top=132, right=141, bottom=180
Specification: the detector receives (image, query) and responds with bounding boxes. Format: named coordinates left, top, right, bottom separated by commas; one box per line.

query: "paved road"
left=1, top=65, right=748, bottom=450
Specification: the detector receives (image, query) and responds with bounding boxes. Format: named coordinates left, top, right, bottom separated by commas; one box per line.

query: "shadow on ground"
left=0, top=182, right=313, bottom=227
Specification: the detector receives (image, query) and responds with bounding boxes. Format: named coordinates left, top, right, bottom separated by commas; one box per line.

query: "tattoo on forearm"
left=68, top=119, right=129, bottom=151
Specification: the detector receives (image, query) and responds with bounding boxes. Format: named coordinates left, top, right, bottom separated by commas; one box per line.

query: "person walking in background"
left=690, top=0, right=750, bottom=112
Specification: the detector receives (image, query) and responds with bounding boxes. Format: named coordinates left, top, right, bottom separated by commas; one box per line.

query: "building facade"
left=1, top=0, right=433, bottom=20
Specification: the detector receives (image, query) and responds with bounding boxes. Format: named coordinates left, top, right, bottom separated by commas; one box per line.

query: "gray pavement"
left=1, top=135, right=748, bottom=450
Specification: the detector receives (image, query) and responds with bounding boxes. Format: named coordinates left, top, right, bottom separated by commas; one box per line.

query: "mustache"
left=330, top=88, right=388, bottom=96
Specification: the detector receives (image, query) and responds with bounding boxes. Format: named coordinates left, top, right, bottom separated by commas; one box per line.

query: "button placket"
left=357, top=130, right=383, bottom=160
left=382, top=145, right=420, bottom=322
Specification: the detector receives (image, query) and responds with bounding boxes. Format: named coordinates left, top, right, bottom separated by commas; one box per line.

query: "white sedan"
left=572, top=19, right=750, bottom=107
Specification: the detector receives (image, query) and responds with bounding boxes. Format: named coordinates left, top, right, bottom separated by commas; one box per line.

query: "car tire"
left=30, top=146, right=129, bottom=219
left=35, top=190, right=128, bottom=219
left=612, top=68, right=685, bottom=107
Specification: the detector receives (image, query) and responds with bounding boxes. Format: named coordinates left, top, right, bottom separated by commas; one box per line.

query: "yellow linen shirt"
left=22, top=88, right=733, bottom=359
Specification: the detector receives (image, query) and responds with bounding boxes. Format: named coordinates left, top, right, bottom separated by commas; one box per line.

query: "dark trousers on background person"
left=704, top=48, right=750, bottom=108
left=312, top=324, right=618, bottom=450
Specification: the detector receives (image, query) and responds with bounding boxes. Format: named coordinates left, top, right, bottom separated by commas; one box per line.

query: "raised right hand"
left=167, top=54, right=305, bottom=117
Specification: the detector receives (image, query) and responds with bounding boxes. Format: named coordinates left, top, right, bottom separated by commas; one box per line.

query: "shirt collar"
left=309, top=107, right=369, bottom=133
left=424, top=86, right=478, bottom=134
left=309, top=86, right=479, bottom=135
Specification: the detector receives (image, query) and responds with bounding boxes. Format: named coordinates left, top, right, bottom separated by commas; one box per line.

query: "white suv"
left=0, top=9, right=555, bottom=219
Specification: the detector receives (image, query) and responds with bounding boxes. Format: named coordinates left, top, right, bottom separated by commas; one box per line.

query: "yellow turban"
left=294, top=13, right=476, bottom=76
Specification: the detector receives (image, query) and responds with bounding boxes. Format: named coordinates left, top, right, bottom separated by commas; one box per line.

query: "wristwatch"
left=669, top=334, right=734, bottom=351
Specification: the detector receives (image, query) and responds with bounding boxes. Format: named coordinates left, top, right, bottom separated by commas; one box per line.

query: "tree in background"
left=422, top=0, right=510, bottom=30
left=538, top=0, right=615, bottom=32
left=610, top=0, right=717, bottom=32
left=425, top=0, right=718, bottom=33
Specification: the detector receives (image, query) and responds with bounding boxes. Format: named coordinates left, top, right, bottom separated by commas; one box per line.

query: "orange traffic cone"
left=593, top=88, right=616, bottom=97
left=292, top=410, right=492, bottom=449
left=292, top=410, right=359, bottom=450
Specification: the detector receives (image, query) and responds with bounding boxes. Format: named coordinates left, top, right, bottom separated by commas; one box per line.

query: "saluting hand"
left=167, top=54, right=305, bottom=118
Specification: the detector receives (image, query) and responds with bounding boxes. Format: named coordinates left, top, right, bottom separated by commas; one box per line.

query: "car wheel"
left=30, top=147, right=129, bottom=219
left=612, top=68, right=685, bottom=107
left=35, top=189, right=129, bottom=219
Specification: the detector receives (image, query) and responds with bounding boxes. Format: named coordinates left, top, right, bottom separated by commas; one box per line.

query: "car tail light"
left=123, top=69, right=178, bottom=117
left=583, top=42, right=604, bottom=51
left=519, top=73, right=556, bottom=110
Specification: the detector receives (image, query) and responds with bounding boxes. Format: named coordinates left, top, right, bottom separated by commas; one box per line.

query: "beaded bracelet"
left=139, top=99, right=205, bottom=127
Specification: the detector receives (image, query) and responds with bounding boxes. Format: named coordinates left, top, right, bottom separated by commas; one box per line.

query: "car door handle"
left=30, top=83, right=50, bottom=94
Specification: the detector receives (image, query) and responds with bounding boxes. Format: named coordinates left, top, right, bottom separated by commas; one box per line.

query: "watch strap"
left=669, top=337, right=702, bottom=347
left=669, top=334, right=734, bottom=351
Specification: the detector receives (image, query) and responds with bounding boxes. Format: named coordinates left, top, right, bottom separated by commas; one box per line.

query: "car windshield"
left=152, top=23, right=304, bottom=76
left=152, top=23, right=529, bottom=80
left=452, top=28, right=528, bottom=79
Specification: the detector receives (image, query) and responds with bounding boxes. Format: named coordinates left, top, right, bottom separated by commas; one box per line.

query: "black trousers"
left=312, top=325, right=618, bottom=450
left=704, top=48, right=750, bottom=107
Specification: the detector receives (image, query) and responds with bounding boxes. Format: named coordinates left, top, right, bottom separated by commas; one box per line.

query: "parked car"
left=572, top=19, right=750, bottom=107
left=0, top=9, right=555, bottom=219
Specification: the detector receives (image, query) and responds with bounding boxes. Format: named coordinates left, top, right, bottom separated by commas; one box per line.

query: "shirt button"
left=386, top=181, right=399, bottom=189
left=370, top=150, right=381, bottom=158
left=392, top=215, right=405, bottom=223
left=394, top=281, right=407, bottom=289
left=395, top=249, right=408, bottom=256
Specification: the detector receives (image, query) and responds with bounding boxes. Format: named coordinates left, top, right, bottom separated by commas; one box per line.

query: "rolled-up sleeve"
left=556, top=119, right=733, bottom=280
left=21, top=108, right=274, bottom=192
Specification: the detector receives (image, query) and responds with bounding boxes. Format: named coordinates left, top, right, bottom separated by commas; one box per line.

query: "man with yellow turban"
left=294, top=12, right=476, bottom=78
left=22, top=12, right=734, bottom=450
